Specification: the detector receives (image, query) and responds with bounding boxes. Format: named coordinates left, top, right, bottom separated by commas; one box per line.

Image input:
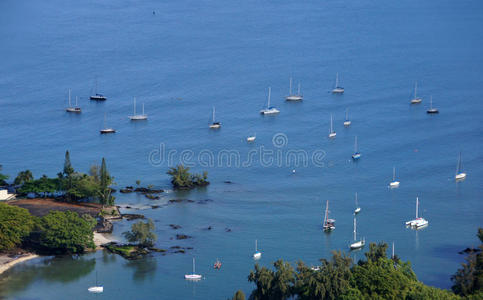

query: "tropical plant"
left=122, top=219, right=157, bottom=247
left=0, top=203, right=35, bottom=251
left=14, top=170, right=34, bottom=185
left=0, top=164, right=9, bottom=186
left=231, top=290, right=246, bottom=300
left=166, top=165, right=209, bottom=189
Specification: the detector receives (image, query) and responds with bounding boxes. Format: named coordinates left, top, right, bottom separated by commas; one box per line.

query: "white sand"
left=0, top=254, right=38, bottom=276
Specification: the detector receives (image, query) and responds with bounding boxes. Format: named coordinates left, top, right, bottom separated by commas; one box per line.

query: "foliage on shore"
left=123, top=219, right=157, bottom=247
left=0, top=203, right=35, bottom=251
left=245, top=242, right=461, bottom=300
left=0, top=165, right=9, bottom=186
left=166, top=165, right=209, bottom=189
left=0, top=204, right=96, bottom=255
left=14, top=151, right=115, bottom=205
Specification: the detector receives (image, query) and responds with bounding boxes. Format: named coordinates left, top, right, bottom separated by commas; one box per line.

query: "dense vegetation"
left=0, top=165, right=8, bottom=186
left=122, top=219, right=157, bottom=247
left=0, top=204, right=96, bottom=254
left=0, top=203, right=35, bottom=251
left=13, top=151, right=115, bottom=205
left=166, top=164, right=209, bottom=189
left=31, top=211, right=96, bottom=254
left=241, top=239, right=483, bottom=300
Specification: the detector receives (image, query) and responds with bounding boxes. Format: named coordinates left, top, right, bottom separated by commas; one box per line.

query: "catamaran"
left=260, top=87, right=280, bottom=115
left=328, top=114, right=336, bottom=138
left=285, top=77, right=303, bottom=101
left=184, top=257, right=202, bottom=280
left=332, top=73, right=344, bottom=94
left=343, top=108, right=351, bottom=126
left=253, top=240, right=262, bottom=259
left=66, top=89, right=81, bottom=113
left=455, top=152, right=467, bottom=180
left=405, top=197, right=428, bottom=228
left=90, top=79, right=107, bottom=101
left=410, top=82, right=422, bottom=104
left=209, top=106, right=221, bottom=128
left=389, top=167, right=400, bottom=188
left=87, top=272, right=103, bottom=293
left=350, top=215, right=365, bottom=250
left=352, top=136, right=361, bottom=160
left=100, top=113, right=116, bottom=134
left=354, top=192, right=361, bottom=214
left=323, top=200, right=335, bottom=231
left=426, top=96, right=439, bottom=114
left=128, top=97, right=147, bottom=120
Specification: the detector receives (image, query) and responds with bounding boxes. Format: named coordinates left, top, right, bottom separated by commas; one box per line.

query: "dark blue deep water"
left=1, top=0, right=482, bottom=298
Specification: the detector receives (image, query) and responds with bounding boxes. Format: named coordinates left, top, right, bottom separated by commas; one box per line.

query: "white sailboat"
left=354, top=192, right=361, bottom=214
left=410, top=82, right=422, bottom=104
left=247, top=133, right=256, bottom=142
left=285, top=77, right=303, bottom=101
left=253, top=240, right=262, bottom=259
left=129, top=97, right=148, bottom=120
left=405, top=197, right=428, bottom=228
left=100, top=113, right=116, bottom=134
left=352, top=136, right=361, bottom=160
left=260, top=87, right=280, bottom=115
left=87, top=272, right=103, bottom=293
left=349, top=215, right=365, bottom=249
left=455, top=152, right=467, bottom=180
left=426, top=96, right=439, bottom=114
left=323, top=200, right=336, bottom=231
left=389, top=167, right=400, bottom=188
left=343, top=108, right=351, bottom=126
left=90, top=79, right=107, bottom=101
left=328, top=114, right=336, bottom=138
left=184, top=257, right=202, bottom=280
left=66, top=89, right=81, bottom=113
left=332, top=73, right=344, bottom=94
left=209, top=106, right=221, bottom=128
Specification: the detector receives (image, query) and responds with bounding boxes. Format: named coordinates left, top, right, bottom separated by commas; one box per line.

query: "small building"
left=0, top=189, right=15, bottom=201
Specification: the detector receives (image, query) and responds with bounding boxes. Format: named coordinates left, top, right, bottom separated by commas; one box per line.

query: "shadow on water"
left=124, top=256, right=158, bottom=283
left=0, top=255, right=96, bottom=297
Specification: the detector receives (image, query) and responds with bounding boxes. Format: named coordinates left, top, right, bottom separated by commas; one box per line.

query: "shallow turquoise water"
left=0, top=0, right=482, bottom=298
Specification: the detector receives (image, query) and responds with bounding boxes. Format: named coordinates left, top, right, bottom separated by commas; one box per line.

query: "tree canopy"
left=122, top=219, right=157, bottom=247
left=0, top=203, right=35, bottom=251
left=166, top=165, right=209, bottom=189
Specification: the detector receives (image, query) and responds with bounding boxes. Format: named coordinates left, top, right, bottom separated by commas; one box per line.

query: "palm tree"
left=14, top=170, right=33, bottom=185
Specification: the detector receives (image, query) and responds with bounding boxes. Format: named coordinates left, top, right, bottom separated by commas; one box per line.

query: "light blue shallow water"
left=0, top=0, right=482, bottom=298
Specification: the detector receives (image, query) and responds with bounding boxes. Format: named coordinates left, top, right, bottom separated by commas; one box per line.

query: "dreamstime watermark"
left=148, top=133, right=328, bottom=168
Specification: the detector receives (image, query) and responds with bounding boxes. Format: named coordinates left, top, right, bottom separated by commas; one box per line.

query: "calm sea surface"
left=1, top=0, right=482, bottom=299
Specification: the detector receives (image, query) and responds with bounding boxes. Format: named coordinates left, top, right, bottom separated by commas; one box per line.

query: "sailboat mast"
left=255, top=239, right=258, bottom=252
left=75, top=96, right=78, bottom=106
left=414, top=82, right=418, bottom=98
left=416, top=197, right=419, bottom=219
left=133, top=98, right=136, bottom=115
left=456, top=152, right=462, bottom=174
left=355, top=136, right=358, bottom=153
left=212, top=106, right=215, bottom=122
left=345, top=109, right=348, bottom=121
left=142, top=103, right=145, bottom=115
left=193, top=258, right=195, bottom=273
left=324, top=200, right=328, bottom=226
left=330, top=114, right=333, bottom=133
left=430, top=96, right=433, bottom=109
left=335, top=73, right=339, bottom=88
left=289, top=77, right=292, bottom=95
left=268, top=87, right=271, bottom=108
left=104, top=113, right=107, bottom=129
left=297, top=83, right=301, bottom=95
left=68, top=89, right=71, bottom=106
left=393, top=167, right=396, bottom=181
left=355, top=192, right=358, bottom=207
left=353, top=216, right=357, bottom=241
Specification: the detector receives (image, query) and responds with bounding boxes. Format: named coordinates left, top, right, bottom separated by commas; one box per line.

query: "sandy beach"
left=93, top=232, right=117, bottom=250
left=0, top=254, right=39, bottom=276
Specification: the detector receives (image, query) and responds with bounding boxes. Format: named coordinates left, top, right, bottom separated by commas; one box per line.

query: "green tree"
left=0, top=203, right=34, bottom=251
left=451, top=228, right=483, bottom=296
left=14, top=170, right=34, bottom=185
left=34, top=211, right=95, bottom=254
left=231, top=290, right=246, bottom=300
left=0, top=164, right=9, bottom=186
left=122, top=219, right=157, bottom=247
left=166, top=165, right=209, bottom=189
left=63, top=150, right=74, bottom=176
left=248, top=260, right=295, bottom=300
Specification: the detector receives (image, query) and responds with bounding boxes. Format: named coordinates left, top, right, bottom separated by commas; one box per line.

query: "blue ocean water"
left=0, top=0, right=482, bottom=298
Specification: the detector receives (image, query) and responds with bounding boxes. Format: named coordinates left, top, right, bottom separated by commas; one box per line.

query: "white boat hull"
left=354, top=207, right=361, bottom=214
left=352, top=153, right=361, bottom=160
left=260, top=108, right=280, bottom=115
left=247, top=136, right=256, bottom=142
left=253, top=252, right=261, bottom=259
left=343, top=121, right=351, bottom=126
left=185, top=274, right=202, bottom=280
left=88, top=286, right=103, bottom=293
left=209, top=124, right=221, bottom=129
left=100, top=128, right=116, bottom=134
left=66, top=107, right=81, bottom=113
left=455, top=173, right=466, bottom=180
left=389, top=181, right=400, bottom=188
left=129, top=115, right=148, bottom=120
left=350, top=240, right=365, bottom=249
left=328, top=132, right=336, bottom=138
left=332, top=88, right=344, bottom=94
left=286, top=95, right=303, bottom=101
left=411, top=98, right=422, bottom=104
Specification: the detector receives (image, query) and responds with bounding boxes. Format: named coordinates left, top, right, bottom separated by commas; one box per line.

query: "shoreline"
left=93, top=231, right=117, bottom=250
left=0, top=254, right=39, bottom=276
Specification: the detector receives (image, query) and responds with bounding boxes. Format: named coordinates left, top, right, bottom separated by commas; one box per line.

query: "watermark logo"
left=148, top=133, right=327, bottom=168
